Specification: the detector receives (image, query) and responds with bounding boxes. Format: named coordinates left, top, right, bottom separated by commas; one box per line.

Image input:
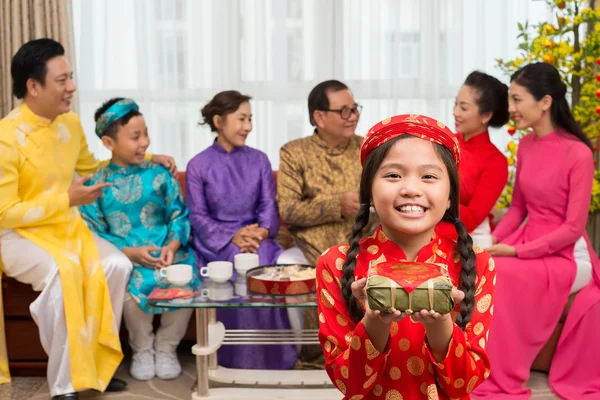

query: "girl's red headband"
left=360, top=114, right=460, bottom=166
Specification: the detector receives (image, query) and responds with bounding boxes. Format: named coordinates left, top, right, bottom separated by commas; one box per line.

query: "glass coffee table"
left=148, top=277, right=339, bottom=400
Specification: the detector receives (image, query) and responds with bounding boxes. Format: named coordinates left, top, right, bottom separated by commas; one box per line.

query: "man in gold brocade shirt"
left=277, top=80, right=363, bottom=266
left=276, top=80, right=365, bottom=365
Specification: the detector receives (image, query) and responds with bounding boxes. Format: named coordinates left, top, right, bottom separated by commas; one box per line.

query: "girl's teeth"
left=400, top=205, right=424, bottom=213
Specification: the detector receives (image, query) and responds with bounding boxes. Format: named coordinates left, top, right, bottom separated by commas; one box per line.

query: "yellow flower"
left=514, top=57, right=524, bottom=67
left=591, top=177, right=600, bottom=214
left=543, top=24, right=556, bottom=35
left=542, top=54, right=555, bottom=63
left=557, top=41, right=573, bottom=57
left=497, top=8, right=599, bottom=214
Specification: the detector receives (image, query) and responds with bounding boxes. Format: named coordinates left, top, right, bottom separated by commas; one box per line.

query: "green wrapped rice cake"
left=366, top=274, right=455, bottom=314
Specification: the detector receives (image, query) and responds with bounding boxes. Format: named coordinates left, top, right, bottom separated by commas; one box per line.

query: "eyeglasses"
left=320, top=104, right=363, bottom=120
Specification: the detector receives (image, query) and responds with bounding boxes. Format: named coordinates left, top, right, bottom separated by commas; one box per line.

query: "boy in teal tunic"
left=80, top=98, right=199, bottom=381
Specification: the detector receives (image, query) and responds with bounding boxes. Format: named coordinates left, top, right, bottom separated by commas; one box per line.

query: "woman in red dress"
left=454, top=71, right=509, bottom=248
left=317, top=114, right=496, bottom=399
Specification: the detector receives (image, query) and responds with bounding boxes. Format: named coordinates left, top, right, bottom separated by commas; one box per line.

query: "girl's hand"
left=411, top=287, right=465, bottom=326
left=351, top=277, right=405, bottom=324
left=413, top=288, right=465, bottom=362
left=353, top=277, right=404, bottom=353
left=486, top=243, right=516, bottom=257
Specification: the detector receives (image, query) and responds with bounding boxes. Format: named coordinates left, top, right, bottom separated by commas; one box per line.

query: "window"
left=72, top=0, right=552, bottom=169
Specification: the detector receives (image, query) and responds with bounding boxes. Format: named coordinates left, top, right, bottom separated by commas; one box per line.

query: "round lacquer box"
left=246, top=264, right=316, bottom=295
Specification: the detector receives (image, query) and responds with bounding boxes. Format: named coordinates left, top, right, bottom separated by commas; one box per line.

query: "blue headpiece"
left=95, top=98, right=139, bottom=138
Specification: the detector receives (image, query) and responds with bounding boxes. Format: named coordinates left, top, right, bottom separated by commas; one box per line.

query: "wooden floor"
left=0, top=354, right=561, bottom=399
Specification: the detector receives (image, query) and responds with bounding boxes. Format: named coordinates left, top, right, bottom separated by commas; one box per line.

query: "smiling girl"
left=317, top=114, right=496, bottom=399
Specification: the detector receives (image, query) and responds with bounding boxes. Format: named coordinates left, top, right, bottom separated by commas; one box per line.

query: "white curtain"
left=72, top=0, right=552, bottom=169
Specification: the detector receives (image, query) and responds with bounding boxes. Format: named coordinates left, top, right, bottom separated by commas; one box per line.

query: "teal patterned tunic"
left=80, top=161, right=199, bottom=314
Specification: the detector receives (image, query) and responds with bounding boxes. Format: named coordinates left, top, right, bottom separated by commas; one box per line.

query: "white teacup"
left=159, top=264, right=193, bottom=286
left=200, top=282, right=234, bottom=301
left=235, top=276, right=247, bottom=296
left=200, top=261, right=233, bottom=283
left=234, top=253, right=259, bottom=276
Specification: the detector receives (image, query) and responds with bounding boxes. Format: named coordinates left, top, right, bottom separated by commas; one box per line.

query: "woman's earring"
left=542, top=110, right=547, bottom=117
left=370, top=203, right=376, bottom=214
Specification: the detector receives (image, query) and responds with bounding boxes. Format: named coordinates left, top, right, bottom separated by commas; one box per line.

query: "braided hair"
left=340, top=135, right=477, bottom=329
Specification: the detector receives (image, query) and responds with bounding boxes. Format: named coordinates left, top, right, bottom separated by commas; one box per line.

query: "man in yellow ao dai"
left=0, top=39, right=174, bottom=399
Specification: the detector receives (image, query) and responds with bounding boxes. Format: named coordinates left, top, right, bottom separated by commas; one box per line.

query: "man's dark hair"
left=11, top=38, right=65, bottom=99
left=307, top=80, right=349, bottom=126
